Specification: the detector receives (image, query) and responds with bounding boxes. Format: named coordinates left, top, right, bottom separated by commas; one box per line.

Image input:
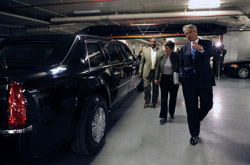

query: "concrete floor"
left=91, top=77, right=250, bottom=165
left=33, top=77, right=250, bottom=165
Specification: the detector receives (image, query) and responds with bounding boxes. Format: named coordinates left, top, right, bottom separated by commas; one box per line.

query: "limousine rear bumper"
left=0, top=125, right=32, bottom=161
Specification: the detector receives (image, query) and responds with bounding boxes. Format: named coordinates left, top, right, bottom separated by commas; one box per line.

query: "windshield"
left=0, top=41, right=72, bottom=67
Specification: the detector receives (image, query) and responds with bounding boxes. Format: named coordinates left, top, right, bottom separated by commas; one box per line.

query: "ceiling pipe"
left=12, top=0, right=65, bottom=17
left=214, top=17, right=248, bottom=28
left=238, top=16, right=250, bottom=26
left=0, top=11, right=50, bottom=24
left=2, top=0, right=117, bottom=10
left=51, top=10, right=244, bottom=23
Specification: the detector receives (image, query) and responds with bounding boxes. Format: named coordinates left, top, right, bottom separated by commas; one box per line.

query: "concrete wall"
left=121, top=39, right=150, bottom=57
left=223, top=31, right=250, bottom=62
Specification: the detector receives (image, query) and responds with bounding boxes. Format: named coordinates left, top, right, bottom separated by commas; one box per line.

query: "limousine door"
left=101, top=43, right=130, bottom=107
left=117, top=43, right=141, bottom=91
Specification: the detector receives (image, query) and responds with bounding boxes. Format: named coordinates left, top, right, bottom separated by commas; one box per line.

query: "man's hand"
left=192, top=42, right=201, bottom=50
left=139, top=73, right=142, bottom=78
left=155, top=80, right=158, bottom=85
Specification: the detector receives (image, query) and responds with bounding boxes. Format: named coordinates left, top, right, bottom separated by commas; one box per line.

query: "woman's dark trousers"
left=159, top=74, right=179, bottom=118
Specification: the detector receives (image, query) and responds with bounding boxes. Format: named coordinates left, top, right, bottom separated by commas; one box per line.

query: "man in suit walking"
left=139, top=38, right=164, bottom=108
left=179, top=24, right=215, bottom=145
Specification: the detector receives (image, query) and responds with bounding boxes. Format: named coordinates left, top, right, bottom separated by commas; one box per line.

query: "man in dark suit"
left=179, top=24, right=215, bottom=146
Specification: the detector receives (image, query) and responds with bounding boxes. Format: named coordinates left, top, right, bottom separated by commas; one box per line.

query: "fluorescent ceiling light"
left=74, top=10, right=101, bottom=14
left=188, top=0, right=220, bottom=9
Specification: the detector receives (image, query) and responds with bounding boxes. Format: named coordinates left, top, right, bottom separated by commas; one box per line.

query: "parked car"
left=0, top=34, right=141, bottom=162
left=222, top=59, right=250, bottom=78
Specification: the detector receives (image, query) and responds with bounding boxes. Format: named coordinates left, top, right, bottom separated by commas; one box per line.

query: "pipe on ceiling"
left=0, top=11, right=50, bottom=24
left=238, top=16, right=250, bottom=26
left=12, top=0, right=65, bottom=17
left=2, top=0, right=117, bottom=10
left=50, top=10, right=244, bottom=23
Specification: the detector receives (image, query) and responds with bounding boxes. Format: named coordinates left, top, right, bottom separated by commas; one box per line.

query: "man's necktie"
left=191, top=46, right=196, bottom=59
left=191, top=45, right=196, bottom=74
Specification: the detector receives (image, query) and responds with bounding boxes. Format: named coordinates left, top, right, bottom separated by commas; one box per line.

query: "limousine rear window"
left=0, top=41, right=71, bottom=66
left=104, top=43, right=123, bottom=63
left=87, top=43, right=106, bottom=67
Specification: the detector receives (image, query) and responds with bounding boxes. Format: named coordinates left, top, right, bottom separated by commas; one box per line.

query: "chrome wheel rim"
left=239, top=68, right=249, bottom=78
left=91, top=107, right=106, bottom=143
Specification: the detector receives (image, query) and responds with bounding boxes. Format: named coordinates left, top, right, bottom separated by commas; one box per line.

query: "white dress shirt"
left=151, top=47, right=157, bottom=69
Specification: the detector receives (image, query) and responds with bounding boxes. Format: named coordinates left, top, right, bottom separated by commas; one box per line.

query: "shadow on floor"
left=204, top=129, right=250, bottom=164
left=167, top=115, right=187, bottom=124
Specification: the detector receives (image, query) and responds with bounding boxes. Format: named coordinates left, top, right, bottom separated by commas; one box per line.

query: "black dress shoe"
left=170, top=115, right=175, bottom=119
left=160, top=118, right=167, bottom=125
left=190, top=136, right=198, bottom=146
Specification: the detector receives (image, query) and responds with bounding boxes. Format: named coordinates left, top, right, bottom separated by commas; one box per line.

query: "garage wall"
left=126, top=40, right=150, bottom=57
left=224, top=31, right=250, bottom=62
left=237, top=32, right=250, bottom=60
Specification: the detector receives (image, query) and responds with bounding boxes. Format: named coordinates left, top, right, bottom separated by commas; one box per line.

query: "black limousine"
left=0, top=34, right=141, bottom=161
left=222, top=59, right=250, bottom=78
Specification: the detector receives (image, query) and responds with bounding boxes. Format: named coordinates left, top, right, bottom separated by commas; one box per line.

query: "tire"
left=71, top=95, right=107, bottom=155
left=237, top=67, right=249, bottom=79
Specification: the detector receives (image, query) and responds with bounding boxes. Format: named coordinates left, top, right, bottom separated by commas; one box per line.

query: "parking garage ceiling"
left=0, top=0, right=250, bottom=39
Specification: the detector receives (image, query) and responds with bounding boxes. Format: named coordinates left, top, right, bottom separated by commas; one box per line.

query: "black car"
left=222, top=59, right=250, bottom=78
left=0, top=34, right=141, bottom=161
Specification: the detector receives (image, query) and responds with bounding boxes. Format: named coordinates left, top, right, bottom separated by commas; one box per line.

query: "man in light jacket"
left=139, top=38, right=164, bottom=108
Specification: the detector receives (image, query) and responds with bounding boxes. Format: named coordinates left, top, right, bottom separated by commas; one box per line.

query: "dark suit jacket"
left=179, top=39, right=215, bottom=88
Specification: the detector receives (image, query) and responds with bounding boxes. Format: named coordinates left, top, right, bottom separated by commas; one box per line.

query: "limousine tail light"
left=8, top=81, right=27, bottom=129
left=230, top=64, right=238, bottom=68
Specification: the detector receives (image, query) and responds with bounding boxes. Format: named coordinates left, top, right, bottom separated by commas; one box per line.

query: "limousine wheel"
left=237, top=67, right=249, bottom=79
left=72, top=95, right=107, bottom=155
